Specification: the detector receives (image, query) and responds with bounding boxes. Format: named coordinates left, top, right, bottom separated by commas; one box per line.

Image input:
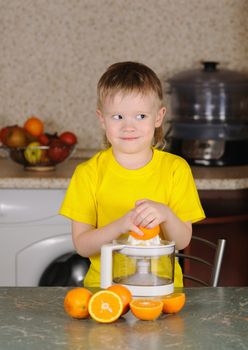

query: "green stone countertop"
left=0, top=287, right=247, bottom=350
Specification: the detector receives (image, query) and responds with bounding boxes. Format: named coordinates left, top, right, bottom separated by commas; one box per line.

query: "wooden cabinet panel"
left=182, top=189, right=248, bottom=287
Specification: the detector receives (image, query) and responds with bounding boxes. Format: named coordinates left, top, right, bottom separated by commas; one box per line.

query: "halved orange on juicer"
left=129, top=225, right=160, bottom=240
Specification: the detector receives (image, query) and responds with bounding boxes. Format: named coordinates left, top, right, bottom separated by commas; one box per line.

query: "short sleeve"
left=59, top=162, right=98, bottom=225
left=168, top=158, right=205, bottom=223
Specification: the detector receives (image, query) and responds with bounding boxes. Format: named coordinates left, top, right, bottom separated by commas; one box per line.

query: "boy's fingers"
left=129, top=225, right=144, bottom=236
left=132, top=212, right=146, bottom=226
left=133, top=206, right=152, bottom=225
left=135, top=199, right=148, bottom=207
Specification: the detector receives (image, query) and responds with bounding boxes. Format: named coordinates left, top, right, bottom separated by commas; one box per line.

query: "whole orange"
left=107, top=284, right=132, bottom=315
left=129, top=225, right=160, bottom=241
left=162, top=293, right=186, bottom=314
left=64, top=287, right=92, bottom=319
left=24, top=116, right=44, bottom=137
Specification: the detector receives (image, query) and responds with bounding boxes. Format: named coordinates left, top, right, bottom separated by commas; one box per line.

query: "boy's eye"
left=112, top=114, right=123, bottom=120
left=136, top=114, right=146, bottom=119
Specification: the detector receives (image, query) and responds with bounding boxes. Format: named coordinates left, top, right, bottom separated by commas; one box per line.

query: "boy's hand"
left=117, top=209, right=144, bottom=237
left=133, top=199, right=168, bottom=228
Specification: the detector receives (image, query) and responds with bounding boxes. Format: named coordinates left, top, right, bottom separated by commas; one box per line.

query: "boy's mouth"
left=120, top=136, right=139, bottom=141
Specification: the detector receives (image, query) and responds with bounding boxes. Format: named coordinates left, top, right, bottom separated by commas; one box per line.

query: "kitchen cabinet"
left=183, top=189, right=248, bottom=287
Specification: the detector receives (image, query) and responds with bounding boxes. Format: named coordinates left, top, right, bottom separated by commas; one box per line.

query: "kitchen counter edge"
left=0, top=158, right=248, bottom=190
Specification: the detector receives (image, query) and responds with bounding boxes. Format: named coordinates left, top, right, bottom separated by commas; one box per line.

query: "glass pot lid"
left=168, top=61, right=248, bottom=88
left=167, top=62, right=248, bottom=123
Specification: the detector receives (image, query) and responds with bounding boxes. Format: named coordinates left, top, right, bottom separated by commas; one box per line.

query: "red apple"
left=0, top=127, right=10, bottom=144
left=48, top=139, right=70, bottom=163
left=38, top=134, right=50, bottom=145
left=59, top=131, right=77, bottom=146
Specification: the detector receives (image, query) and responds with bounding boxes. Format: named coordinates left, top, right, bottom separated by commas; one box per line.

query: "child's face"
left=97, top=91, right=165, bottom=156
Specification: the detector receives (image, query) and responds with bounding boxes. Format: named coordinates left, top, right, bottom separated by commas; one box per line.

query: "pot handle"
left=100, top=243, right=125, bottom=289
left=201, top=61, right=219, bottom=72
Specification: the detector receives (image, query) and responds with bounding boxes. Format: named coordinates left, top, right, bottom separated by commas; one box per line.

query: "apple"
left=5, top=126, right=28, bottom=148
left=38, top=134, right=50, bottom=145
left=24, top=142, right=43, bottom=164
left=59, top=131, right=77, bottom=146
left=48, top=139, right=70, bottom=163
left=0, top=127, right=10, bottom=145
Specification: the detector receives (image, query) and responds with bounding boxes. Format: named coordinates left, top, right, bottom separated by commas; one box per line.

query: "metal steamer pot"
left=166, top=62, right=248, bottom=166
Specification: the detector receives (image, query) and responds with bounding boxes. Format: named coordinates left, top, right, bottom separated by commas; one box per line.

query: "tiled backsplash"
left=0, top=0, right=247, bottom=149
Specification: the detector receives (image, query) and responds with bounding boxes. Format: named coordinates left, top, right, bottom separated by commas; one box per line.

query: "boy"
left=60, top=61, right=205, bottom=287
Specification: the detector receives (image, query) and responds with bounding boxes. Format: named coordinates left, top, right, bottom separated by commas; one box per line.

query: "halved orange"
left=107, top=284, right=132, bottom=315
left=88, top=290, right=123, bottom=323
left=130, top=299, right=163, bottom=320
left=129, top=225, right=160, bottom=241
left=162, top=293, right=186, bottom=314
left=64, top=287, right=92, bottom=319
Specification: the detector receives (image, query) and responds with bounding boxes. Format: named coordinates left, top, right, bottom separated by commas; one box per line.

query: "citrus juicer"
left=100, top=233, right=175, bottom=297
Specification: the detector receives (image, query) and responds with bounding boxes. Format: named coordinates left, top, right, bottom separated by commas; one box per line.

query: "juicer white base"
left=121, top=283, right=174, bottom=297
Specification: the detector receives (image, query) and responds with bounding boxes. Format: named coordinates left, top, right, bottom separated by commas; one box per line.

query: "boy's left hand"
left=133, top=199, right=168, bottom=228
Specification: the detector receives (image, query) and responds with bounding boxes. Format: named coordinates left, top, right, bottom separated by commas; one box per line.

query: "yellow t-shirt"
left=60, top=147, right=205, bottom=287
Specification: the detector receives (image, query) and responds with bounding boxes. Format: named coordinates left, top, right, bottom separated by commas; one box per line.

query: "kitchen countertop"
left=0, top=287, right=247, bottom=350
left=0, top=156, right=248, bottom=190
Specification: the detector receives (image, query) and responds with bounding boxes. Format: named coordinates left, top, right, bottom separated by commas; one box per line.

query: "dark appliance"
left=39, top=253, right=90, bottom=287
left=166, top=61, right=248, bottom=166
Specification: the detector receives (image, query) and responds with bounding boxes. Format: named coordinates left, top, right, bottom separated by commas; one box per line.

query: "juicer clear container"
left=100, top=239, right=175, bottom=297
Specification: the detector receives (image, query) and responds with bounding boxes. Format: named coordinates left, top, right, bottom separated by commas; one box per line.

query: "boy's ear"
left=96, top=109, right=106, bottom=130
left=155, top=106, right=166, bottom=127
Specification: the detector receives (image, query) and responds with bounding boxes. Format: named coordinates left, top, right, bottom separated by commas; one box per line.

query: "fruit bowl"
left=2, top=143, right=75, bottom=171
left=0, top=118, right=78, bottom=171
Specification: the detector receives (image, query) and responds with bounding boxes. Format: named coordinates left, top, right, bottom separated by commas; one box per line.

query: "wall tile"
left=0, top=0, right=247, bottom=148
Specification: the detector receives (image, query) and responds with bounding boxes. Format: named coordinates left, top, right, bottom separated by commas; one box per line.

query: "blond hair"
left=97, top=61, right=165, bottom=149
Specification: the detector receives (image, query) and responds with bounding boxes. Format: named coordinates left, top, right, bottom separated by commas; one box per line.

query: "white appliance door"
left=16, top=233, right=74, bottom=286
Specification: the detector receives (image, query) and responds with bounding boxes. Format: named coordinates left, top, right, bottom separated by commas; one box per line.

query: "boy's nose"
left=122, top=118, right=135, bottom=130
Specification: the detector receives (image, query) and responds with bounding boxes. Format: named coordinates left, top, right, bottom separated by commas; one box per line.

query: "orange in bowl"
left=130, top=299, right=163, bottom=320
left=88, top=290, right=123, bottom=323
left=129, top=225, right=160, bottom=241
left=162, top=293, right=186, bottom=314
left=24, top=116, right=44, bottom=137
left=107, top=284, right=132, bottom=315
left=64, top=287, right=92, bottom=319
